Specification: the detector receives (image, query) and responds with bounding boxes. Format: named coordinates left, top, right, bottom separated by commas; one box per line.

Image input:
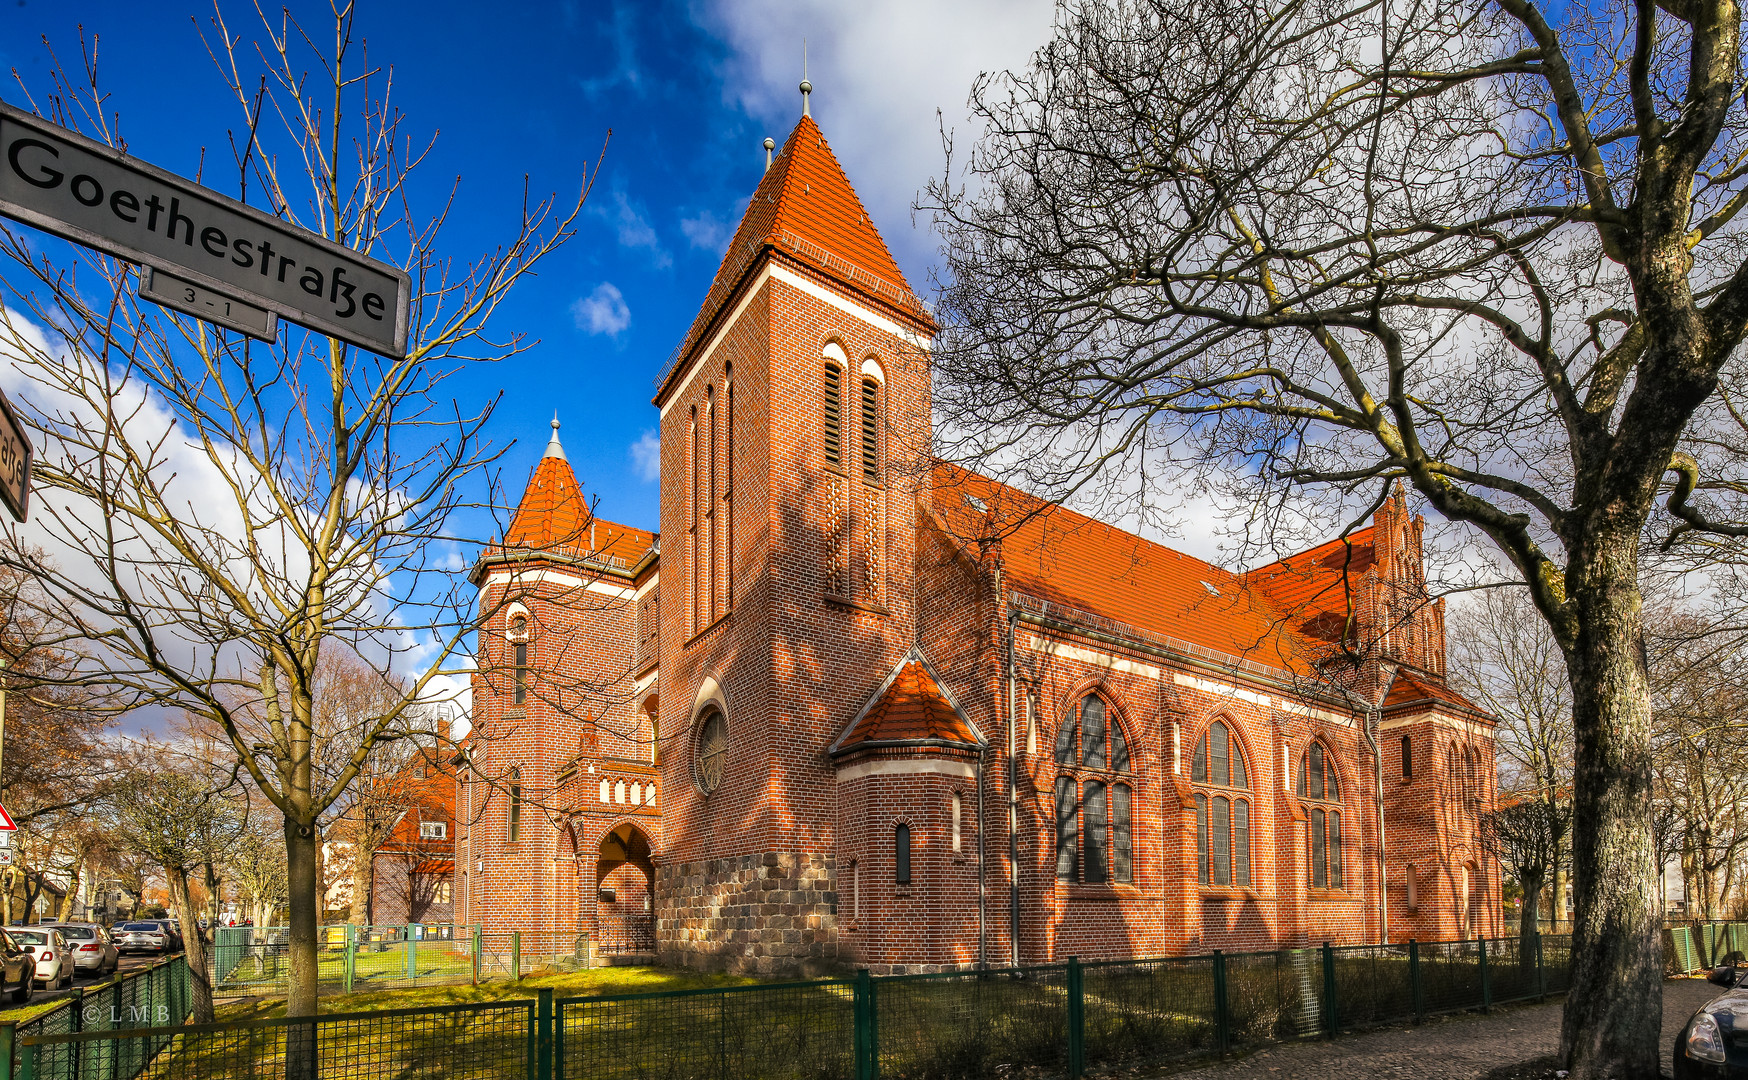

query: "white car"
left=9, top=928, right=73, bottom=990
left=46, top=923, right=118, bottom=975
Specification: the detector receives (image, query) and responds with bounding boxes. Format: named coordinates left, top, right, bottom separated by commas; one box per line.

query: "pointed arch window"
left=860, top=376, right=881, bottom=483
left=1190, top=720, right=1249, bottom=788
left=1191, top=720, right=1251, bottom=887
left=509, top=616, right=529, bottom=706
left=1053, top=693, right=1134, bottom=884
left=508, top=768, right=522, bottom=844
left=823, top=363, right=843, bottom=467
left=1298, top=742, right=1343, bottom=889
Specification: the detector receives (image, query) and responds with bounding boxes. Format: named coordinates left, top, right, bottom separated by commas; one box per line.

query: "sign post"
left=0, top=100, right=410, bottom=357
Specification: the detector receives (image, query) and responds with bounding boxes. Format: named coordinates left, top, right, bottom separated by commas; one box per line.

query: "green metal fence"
left=1664, top=921, right=1748, bottom=974
left=1, top=954, right=192, bottom=1078
left=208, top=924, right=597, bottom=995
left=15, top=934, right=1578, bottom=1080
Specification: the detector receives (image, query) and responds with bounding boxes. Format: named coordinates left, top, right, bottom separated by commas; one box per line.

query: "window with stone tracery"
left=1053, top=693, right=1133, bottom=884
left=1191, top=719, right=1251, bottom=888
left=1298, top=741, right=1343, bottom=889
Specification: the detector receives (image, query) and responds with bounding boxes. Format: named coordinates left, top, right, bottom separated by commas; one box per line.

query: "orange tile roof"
left=1245, top=529, right=1377, bottom=632
left=832, top=651, right=983, bottom=755
left=658, top=115, right=930, bottom=404
left=931, top=464, right=1317, bottom=673
left=503, top=455, right=655, bottom=563
left=1383, top=669, right=1490, bottom=718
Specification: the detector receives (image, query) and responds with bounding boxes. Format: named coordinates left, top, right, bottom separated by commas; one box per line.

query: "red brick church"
left=454, top=96, right=1501, bottom=975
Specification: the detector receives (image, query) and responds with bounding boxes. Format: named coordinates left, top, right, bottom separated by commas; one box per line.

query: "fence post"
left=1479, top=938, right=1492, bottom=1014
left=1067, top=956, right=1085, bottom=1079
left=1409, top=940, right=1423, bottom=1022
left=536, top=987, right=554, bottom=1080
left=16, top=1043, right=31, bottom=1080
left=1212, top=950, right=1230, bottom=1053
left=1321, top=943, right=1337, bottom=1038
left=405, top=927, right=418, bottom=981
left=344, top=923, right=356, bottom=994
left=472, top=926, right=481, bottom=986
left=0, top=1021, right=15, bottom=1080
left=513, top=932, right=522, bottom=981
left=854, top=968, right=875, bottom=1080
left=1535, top=933, right=1546, bottom=1002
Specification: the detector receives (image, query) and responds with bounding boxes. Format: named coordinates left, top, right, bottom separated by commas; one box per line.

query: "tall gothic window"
left=860, top=376, right=880, bottom=483
left=895, top=823, right=911, bottom=885
left=823, top=363, right=843, bottom=467
left=689, top=405, right=699, bottom=635
left=508, top=768, right=522, bottom=843
left=706, top=384, right=717, bottom=622
left=1053, top=693, right=1133, bottom=884
left=509, top=615, right=529, bottom=706
left=1191, top=720, right=1251, bottom=887
left=1298, top=741, right=1343, bottom=889
left=724, top=366, right=734, bottom=611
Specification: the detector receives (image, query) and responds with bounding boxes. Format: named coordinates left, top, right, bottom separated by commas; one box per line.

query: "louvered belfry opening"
left=823, top=363, right=842, bottom=465
left=860, top=377, right=879, bottom=483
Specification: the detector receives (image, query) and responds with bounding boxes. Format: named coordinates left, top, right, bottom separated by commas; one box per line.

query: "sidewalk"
left=1152, top=978, right=1717, bottom=1080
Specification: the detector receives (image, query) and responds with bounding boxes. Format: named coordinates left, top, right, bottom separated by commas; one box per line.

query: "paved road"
left=1157, top=978, right=1719, bottom=1080
left=0, top=949, right=183, bottom=1014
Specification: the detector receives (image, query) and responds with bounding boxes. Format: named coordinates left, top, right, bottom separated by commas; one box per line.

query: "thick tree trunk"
left=165, top=868, right=215, bottom=1024
left=1559, top=538, right=1663, bottom=1080
left=284, top=816, right=320, bottom=1016
left=1520, top=868, right=1545, bottom=954
left=351, top=840, right=374, bottom=929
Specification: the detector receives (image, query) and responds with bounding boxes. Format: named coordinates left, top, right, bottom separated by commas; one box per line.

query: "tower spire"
left=543, top=413, right=567, bottom=461
left=800, top=40, right=812, bottom=118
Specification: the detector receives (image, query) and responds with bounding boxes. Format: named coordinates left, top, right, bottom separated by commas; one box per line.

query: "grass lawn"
left=215, top=964, right=764, bottom=1021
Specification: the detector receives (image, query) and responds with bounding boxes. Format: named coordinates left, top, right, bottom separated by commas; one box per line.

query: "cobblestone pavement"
left=1153, top=978, right=1719, bottom=1080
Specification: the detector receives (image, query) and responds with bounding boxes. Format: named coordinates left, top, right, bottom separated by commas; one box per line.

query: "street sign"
left=0, top=101, right=410, bottom=357
left=0, top=800, right=16, bottom=831
left=139, top=266, right=278, bottom=343
left=0, top=851, right=13, bottom=867
left=0, top=386, right=30, bottom=522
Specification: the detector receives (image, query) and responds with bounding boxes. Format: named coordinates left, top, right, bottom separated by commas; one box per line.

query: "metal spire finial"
left=799, top=40, right=812, bottom=118
left=764, top=137, right=776, bottom=172
left=543, top=413, right=567, bottom=461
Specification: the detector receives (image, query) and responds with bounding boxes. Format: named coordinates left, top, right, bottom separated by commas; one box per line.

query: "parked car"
left=9, top=929, right=74, bottom=991
left=45, top=923, right=118, bottom=975
left=112, top=921, right=172, bottom=955
left=0, top=930, right=32, bottom=1004
left=1675, top=959, right=1748, bottom=1077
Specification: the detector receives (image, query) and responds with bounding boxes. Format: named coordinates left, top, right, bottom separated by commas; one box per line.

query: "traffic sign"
left=0, top=386, right=30, bottom=523
left=139, top=266, right=278, bottom=343
left=0, top=800, right=16, bottom=830
left=0, top=851, right=13, bottom=867
left=0, top=101, right=410, bottom=357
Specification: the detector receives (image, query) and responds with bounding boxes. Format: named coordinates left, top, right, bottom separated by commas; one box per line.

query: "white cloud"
left=596, top=188, right=671, bottom=268
left=696, top=0, right=1057, bottom=281
left=680, top=210, right=733, bottom=255
left=572, top=282, right=633, bottom=337
left=629, top=429, right=661, bottom=482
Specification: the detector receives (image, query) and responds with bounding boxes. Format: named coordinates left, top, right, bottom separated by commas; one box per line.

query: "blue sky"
left=1, top=0, right=1057, bottom=535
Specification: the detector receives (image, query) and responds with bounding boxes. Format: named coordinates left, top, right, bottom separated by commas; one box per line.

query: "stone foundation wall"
left=656, top=852, right=840, bottom=975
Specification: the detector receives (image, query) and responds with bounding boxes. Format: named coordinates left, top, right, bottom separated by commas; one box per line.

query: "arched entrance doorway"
left=593, top=823, right=655, bottom=955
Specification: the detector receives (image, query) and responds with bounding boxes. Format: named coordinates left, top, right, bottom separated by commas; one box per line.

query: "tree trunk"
left=351, top=838, right=374, bottom=929
left=1553, top=865, right=1567, bottom=932
left=283, top=815, right=320, bottom=1016
left=1558, top=538, right=1663, bottom=1080
left=1520, top=868, right=1545, bottom=954
left=165, top=868, right=215, bottom=1024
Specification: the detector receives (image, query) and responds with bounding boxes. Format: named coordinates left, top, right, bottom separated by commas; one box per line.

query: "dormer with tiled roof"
left=654, top=112, right=935, bottom=408
left=829, top=649, right=985, bottom=760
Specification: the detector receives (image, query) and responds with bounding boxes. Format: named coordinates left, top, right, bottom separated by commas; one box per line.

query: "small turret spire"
left=543, top=413, right=567, bottom=461
left=800, top=40, right=812, bottom=118
left=764, top=137, right=776, bottom=172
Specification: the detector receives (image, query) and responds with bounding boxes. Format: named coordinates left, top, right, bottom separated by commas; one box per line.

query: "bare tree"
left=1484, top=796, right=1572, bottom=947
left=0, top=7, right=599, bottom=1021
left=1449, top=589, right=1574, bottom=925
left=924, top=0, right=1748, bottom=1071
left=111, top=752, right=246, bottom=1023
